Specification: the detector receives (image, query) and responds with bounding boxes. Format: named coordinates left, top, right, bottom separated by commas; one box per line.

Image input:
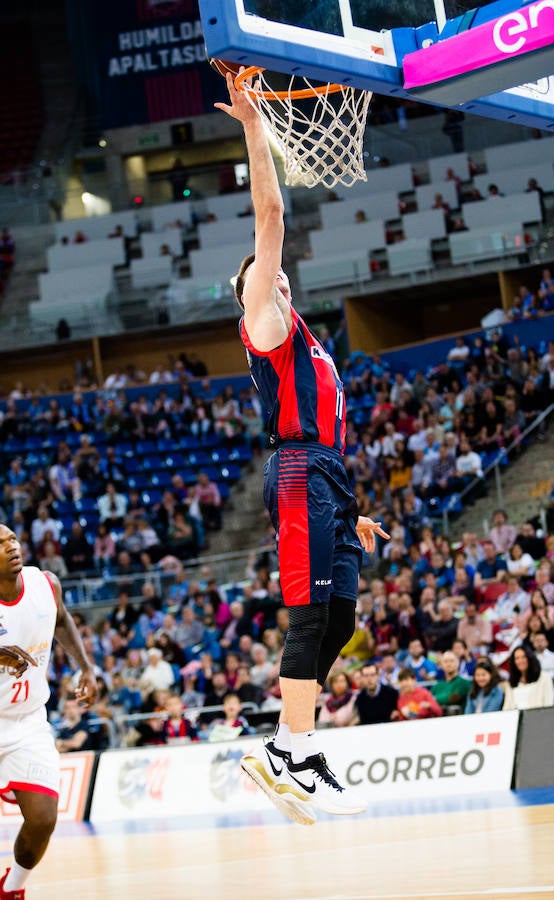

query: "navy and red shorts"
left=263, top=441, right=362, bottom=607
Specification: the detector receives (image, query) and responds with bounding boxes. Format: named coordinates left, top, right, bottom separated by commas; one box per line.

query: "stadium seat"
left=141, top=455, right=164, bottom=471
left=164, top=453, right=186, bottom=469
left=127, top=474, right=151, bottom=490
left=141, top=489, right=163, bottom=506
left=136, top=441, right=158, bottom=455
left=150, top=471, right=173, bottom=488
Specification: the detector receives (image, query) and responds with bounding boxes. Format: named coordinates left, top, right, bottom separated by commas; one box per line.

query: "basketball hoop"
left=234, top=66, right=372, bottom=190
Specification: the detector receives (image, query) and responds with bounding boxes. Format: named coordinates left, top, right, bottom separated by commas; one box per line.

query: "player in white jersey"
left=0, top=524, right=98, bottom=900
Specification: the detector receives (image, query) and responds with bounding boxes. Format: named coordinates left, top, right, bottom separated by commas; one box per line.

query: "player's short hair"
left=234, top=252, right=255, bottom=310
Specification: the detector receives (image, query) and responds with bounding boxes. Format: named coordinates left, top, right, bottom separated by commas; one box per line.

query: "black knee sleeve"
left=316, top=596, right=356, bottom=687
left=280, top=604, right=329, bottom=680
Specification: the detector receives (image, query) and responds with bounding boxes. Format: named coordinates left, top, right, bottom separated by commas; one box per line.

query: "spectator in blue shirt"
left=404, top=637, right=438, bottom=682
left=464, top=657, right=504, bottom=714
left=475, top=540, right=508, bottom=588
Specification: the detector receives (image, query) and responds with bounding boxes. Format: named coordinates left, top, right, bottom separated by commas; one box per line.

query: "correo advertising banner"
left=90, top=712, right=519, bottom=822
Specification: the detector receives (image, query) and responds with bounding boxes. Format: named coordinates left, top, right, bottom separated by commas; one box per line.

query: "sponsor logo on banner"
left=118, top=757, right=170, bottom=808
left=493, top=2, right=554, bottom=54
left=403, top=3, right=554, bottom=91
left=315, top=713, right=519, bottom=798
left=346, top=729, right=504, bottom=786
left=209, top=747, right=246, bottom=802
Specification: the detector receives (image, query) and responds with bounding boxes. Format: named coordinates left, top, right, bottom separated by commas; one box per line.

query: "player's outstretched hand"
left=356, top=516, right=390, bottom=554
left=214, top=70, right=260, bottom=126
left=75, top=666, right=99, bottom=708
left=0, top=645, right=38, bottom=679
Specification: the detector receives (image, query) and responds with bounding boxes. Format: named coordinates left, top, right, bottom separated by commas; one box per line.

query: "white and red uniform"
left=0, top=566, right=59, bottom=803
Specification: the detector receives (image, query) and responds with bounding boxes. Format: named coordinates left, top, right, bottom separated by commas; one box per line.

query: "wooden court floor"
left=1, top=799, right=553, bottom=900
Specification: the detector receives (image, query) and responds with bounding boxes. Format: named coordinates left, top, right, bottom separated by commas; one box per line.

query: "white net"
left=240, top=73, right=373, bottom=189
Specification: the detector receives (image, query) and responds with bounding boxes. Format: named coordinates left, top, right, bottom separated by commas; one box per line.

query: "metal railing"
left=441, top=402, right=554, bottom=535
left=113, top=702, right=266, bottom=748
left=61, top=546, right=259, bottom=615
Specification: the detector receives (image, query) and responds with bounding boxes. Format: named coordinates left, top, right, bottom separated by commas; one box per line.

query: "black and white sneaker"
left=284, top=752, right=367, bottom=816
left=240, top=739, right=316, bottom=826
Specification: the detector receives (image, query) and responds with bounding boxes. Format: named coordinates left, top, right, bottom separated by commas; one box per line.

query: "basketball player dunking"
left=0, top=524, right=98, bottom=899
left=215, top=73, right=389, bottom=824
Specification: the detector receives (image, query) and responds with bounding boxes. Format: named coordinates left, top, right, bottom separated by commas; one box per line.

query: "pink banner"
left=403, top=1, right=554, bottom=90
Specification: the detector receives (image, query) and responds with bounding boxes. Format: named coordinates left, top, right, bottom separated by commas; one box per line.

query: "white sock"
left=273, top=723, right=291, bottom=753
left=290, top=730, right=319, bottom=764
left=5, top=861, right=32, bottom=891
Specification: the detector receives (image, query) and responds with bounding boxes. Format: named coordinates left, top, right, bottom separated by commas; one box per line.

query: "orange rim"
left=235, top=65, right=345, bottom=100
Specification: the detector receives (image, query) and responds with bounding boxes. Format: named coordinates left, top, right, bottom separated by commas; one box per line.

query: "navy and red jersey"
left=240, top=307, right=346, bottom=452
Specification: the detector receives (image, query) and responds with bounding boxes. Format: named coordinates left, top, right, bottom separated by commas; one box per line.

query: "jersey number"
left=11, top=680, right=29, bottom=704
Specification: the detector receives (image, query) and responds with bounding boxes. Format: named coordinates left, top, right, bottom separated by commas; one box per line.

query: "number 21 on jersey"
left=11, top=680, right=29, bottom=703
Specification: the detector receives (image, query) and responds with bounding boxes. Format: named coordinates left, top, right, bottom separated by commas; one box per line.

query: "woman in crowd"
left=506, top=542, right=536, bottom=580
left=520, top=612, right=554, bottom=654
left=520, top=589, right=554, bottom=633
left=317, top=671, right=358, bottom=728
left=452, top=638, right=476, bottom=678
left=502, top=646, right=554, bottom=710
left=94, top=522, right=117, bottom=572
left=464, top=657, right=504, bottom=714
left=419, top=525, right=438, bottom=561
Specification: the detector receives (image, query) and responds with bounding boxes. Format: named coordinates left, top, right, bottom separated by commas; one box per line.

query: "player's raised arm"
left=215, top=71, right=289, bottom=351
left=49, top=572, right=98, bottom=707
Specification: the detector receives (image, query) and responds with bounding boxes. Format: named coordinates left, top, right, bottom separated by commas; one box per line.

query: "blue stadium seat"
left=24, top=451, right=50, bottom=468
left=187, top=450, right=211, bottom=468
left=127, top=474, right=151, bottom=490
left=141, top=489, right=162, bottom=505
left=124, top=458, right=141, bottom=474
left=91, top=431, right=109, bottom=446
left=60, top=516, right=77, bottom=534
left=157, top=438, right=175, bottom=453
left=200, top=434, right=224, bottom=449
left=202, top=465, right=221, bottom=482
left=219, top=463, right=242, bottom=482
left=24, top=435, right=44, bottom=450
left=78, top=513, right=100, bottom=530
left=210, top=448, right=231, bottom=463
left=164, top=452, right=186, bottom=469
left=74, top=498, right=98, bottom=513
left=4, top=438, right=24, bottom=453
left=54, top=500, right=75, bottom=517
left=116, top=441, right=134, bottom=457
left=142, top=455, right=163, bottom=470
left=179, top=436, right=201, bottom=450
left=136, top=440, right=158, bottom=455
left=229, top=445, right=253, bottom=463
left=150, top=471, right=173, bottom=488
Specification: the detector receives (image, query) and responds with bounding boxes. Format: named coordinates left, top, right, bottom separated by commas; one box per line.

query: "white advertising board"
left=90, top=712, right=519, bottom=823
left=0, top=752, right=95, bottom=825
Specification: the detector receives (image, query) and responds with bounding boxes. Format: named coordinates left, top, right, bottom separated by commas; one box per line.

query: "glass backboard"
left=199, top=0, right=554, bottom=130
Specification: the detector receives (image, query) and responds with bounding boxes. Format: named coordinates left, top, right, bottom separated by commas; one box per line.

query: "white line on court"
left=289, top=888, right=554, bottom=900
